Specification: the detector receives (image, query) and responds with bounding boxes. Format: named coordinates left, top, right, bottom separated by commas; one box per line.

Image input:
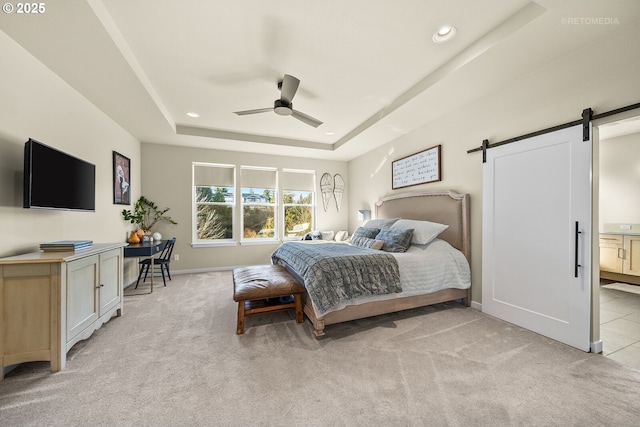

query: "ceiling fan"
left=234, top=74, right=323, bottom=128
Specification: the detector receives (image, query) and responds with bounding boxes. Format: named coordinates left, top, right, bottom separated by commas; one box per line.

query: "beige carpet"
left=2, top=271, right=640, bottom=426
left=602, top=282, right=640, bottom=295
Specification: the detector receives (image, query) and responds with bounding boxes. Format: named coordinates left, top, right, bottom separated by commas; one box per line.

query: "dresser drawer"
left=600, top=234, right=623, bottom=247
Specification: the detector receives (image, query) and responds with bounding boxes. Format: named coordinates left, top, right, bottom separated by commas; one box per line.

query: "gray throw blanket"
left=271, top=242, right=402, bottom=317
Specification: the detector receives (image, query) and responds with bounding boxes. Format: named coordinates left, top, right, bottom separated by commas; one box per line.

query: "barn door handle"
left=575, top=221, right=582, bottom=278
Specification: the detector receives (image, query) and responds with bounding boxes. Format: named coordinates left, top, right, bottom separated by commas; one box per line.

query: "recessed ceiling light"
left=325, top=131, right=335, bottom=136
left=433, top=26, right=456, bottom=43
left=187, top=112, right=200, bottom=118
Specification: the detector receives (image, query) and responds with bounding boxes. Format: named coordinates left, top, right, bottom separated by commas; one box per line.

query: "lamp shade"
left=357, top=209, right=371, bottom=221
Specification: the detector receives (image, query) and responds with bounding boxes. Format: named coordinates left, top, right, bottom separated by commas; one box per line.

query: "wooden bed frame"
left=303, top=190, right=471, bottom=339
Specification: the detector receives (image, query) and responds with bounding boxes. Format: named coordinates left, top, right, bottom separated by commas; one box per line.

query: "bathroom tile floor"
left=600, top=284, right=640, bottom=370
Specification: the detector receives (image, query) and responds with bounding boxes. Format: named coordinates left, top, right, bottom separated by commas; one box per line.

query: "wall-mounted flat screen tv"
left=23, top=138, right=96, bottom=211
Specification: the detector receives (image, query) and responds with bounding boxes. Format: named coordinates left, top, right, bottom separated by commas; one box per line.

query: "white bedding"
left=298, top=238, right=470, bottom=315
left=394, top=238, right=470, bottom=295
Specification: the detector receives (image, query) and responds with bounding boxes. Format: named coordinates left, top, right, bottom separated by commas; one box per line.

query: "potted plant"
left=122, top=196, right=177, bottom=236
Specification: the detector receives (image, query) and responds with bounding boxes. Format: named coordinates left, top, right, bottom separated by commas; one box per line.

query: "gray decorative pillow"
left=375, top=227, right=414, bottom=253
left=363, top=218, right=400, bottom=229
left=351, top=227, right=380, bottom=240
left=350, top=236, right=384, bottom=250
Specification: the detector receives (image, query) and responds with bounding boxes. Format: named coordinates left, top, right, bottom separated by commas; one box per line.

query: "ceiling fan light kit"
left=274, top=100, right=293, bottom=116
left=234, top=74, right=323, bottom=128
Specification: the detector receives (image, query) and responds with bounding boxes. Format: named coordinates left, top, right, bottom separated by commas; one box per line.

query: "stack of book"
left=39, top=240, right=93, bottom=252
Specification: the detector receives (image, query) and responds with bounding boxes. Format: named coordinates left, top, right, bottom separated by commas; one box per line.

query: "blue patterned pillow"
left=351, top=227, right=380, bottom=240
left=375, top=227, right=414, bottom=252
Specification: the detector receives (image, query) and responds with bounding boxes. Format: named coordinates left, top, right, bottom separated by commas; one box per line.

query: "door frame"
left=593, top=112, right=640, bottom=354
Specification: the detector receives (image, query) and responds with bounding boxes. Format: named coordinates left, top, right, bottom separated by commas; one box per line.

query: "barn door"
left=482, top=124, right=592, bottom=351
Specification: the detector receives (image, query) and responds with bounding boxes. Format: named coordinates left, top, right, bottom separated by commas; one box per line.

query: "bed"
left=272, top=190, right=471, bottom=339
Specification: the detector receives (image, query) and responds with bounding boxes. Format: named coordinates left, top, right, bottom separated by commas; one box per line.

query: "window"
left=193, top=163, right=235, bottom=243
left=282, top=169, right=315, bottom=239
left=241, top=167, right=277, bottom=241
left=192, top=165, right=316, bottom=245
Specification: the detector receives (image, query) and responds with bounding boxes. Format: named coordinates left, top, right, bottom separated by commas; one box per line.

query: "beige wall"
left=600, top=132, right=640, bottom=231
left=0, top=28, right=140, bottom=286
left=140, top=143, right=348, bottom=272
left=348, top=23, right=640, bottom=305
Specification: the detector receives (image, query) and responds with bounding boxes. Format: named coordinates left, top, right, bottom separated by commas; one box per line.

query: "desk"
left=124, top=240, right=164, bottom=293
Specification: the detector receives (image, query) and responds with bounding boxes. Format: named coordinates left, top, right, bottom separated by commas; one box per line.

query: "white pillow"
left=390, top=219, right=448, bottom=245
left=320, top=231, right=335, bottom=240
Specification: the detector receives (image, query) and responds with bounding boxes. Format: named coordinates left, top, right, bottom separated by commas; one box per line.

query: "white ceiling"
left=1, top=0, right=639, bottom=160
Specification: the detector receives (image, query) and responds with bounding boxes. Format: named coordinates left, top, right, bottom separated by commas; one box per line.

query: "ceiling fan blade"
left=280, top=74, right=300, bottom=104
left=234, top=108, right=273, bottom=116
left=291, top=109, right=323, bottom=128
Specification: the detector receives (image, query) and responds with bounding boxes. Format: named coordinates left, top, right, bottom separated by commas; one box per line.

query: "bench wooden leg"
left=294, top=294, right=303, bottom=323
left=235, top=295, right=303, bottom=334
left=237, top=301, right=245, bottom=335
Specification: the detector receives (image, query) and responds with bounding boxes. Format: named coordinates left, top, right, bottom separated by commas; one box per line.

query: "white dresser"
left=0, top=243, right=126, bottom=380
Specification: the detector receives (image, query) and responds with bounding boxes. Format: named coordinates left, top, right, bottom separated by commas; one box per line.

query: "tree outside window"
left=195, top=186, right=233, bottom=240
left=284, top=190, right=313, bottom=237
left=242, top=187, right=276, bottom=239
left=193, top=163, right=235, bottom=242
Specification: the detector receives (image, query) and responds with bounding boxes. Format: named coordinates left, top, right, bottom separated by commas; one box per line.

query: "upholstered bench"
left=232, top=264, right=305, bottom=335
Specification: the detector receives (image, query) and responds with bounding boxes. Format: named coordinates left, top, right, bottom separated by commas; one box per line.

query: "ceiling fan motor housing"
left=234, top=74, right=322, bottom=126
left=274, top=99, right=293, bottom=116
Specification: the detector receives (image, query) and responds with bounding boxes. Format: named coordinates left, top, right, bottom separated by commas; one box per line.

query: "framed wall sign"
left=113, top=151, right=131, bottom=205
left=392, top=144, right=441, bottom=190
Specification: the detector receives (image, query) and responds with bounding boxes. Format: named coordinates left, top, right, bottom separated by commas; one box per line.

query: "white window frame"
left=192, top=162, right=236, bottom=247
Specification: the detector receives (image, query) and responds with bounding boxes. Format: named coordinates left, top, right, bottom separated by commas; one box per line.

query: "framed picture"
left=392, top=144, right=441, bottom=190
left=113, top=151, right=131, bottom=205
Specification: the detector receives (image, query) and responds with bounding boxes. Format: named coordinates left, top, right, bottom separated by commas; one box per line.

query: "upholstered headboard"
left=375, top=190, right=470, bottom=261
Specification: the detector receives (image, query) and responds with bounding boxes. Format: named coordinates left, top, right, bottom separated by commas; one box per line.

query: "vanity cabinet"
left=599, top=233, right=640, bottom=282
left=0, top=243, right=125, bottom=380
left=599, top=234, right=624, bottom=273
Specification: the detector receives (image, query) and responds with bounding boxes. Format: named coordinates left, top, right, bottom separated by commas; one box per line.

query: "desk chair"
left=135, top=238, right=176, bottom=289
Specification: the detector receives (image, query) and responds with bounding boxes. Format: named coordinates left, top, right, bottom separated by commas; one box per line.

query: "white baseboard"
left=123, top=266, right=234, bottom=288
left=471, top=300, right=482, bottom=311
left=590, top=340, right=603, bottom=354
left=171, top=266, right=235, bottom=274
